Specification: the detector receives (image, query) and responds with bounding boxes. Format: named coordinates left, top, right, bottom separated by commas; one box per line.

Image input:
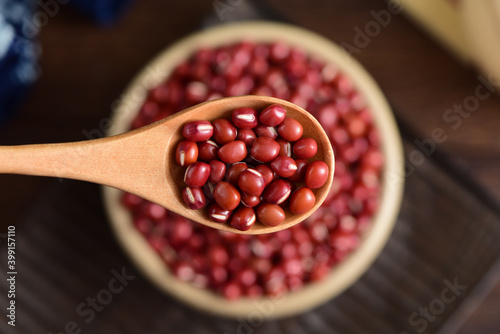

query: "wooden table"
left=1, top=0, right=499, bottom=332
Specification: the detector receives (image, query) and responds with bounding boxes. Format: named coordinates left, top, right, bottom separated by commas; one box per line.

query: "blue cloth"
left=69, top=0, right=132, bottom=25
left=0, top=0, right=39, bottom=124
left=0, top=0, right=131, bottom=125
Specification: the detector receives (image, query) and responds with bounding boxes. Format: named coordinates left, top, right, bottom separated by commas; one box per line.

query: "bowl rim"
left=102, top=21, right=404, bottom=319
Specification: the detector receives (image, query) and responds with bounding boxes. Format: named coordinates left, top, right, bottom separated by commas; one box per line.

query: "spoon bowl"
left=164, top=96, right=334, bottom=234
left=0, top=95, right=334, bottom=234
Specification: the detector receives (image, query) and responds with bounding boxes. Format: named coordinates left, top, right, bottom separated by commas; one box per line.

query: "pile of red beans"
left=122, top=40, right=383, bottom=300
left=176, top=104, right=330, bottom=231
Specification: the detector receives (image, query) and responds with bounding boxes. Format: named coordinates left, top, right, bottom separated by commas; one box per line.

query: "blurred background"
left=1, top=0, right=500, bottom=333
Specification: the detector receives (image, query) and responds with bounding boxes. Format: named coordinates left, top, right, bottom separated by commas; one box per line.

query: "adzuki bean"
left=175, top=140, right=198, bottom=167
left=183, top=121, right=213, bottom=142
left=176, top=102, right=329, bottom=230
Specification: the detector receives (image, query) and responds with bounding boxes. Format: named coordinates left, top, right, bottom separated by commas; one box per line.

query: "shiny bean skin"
left=287, top=159, right=308, bottom=182
left=254, top=164, right=276, bottom=186
left=214, top=181, right=241, bottom=211
left=305, top=160, right=329, bottom=189
left=218, top=140, right=247, bottom=164
left=255, top=203, right=285, bottom=227
left=213, top=118, right=237, bottom=144
left=238, top=168, right=266, bottom=196
left=250, top=137, right=280, bottom=163
left=293, top=138, right=318, bottom=159
left=278, top=117, right=303, bottom=142
left=182, top=120, right=213, bottom=141
left=262, top=180, right=292, bottom=205
left=208, top=203, right=232, bottom=223
left=258, top=104, right=286, bottom=126
left=289, top=187, right=315, bottom=214
left=232, top=107, right=258, bottom=128
left=226, top=162, right=248, bottom=185
left=197, top=140, right=219, bottom=162
left=230, top=207, right=256, bottom=231
left=236, top=128, right=257, bottom=147
left=182, top=187, right=206, bottom=210
left=270, top=156, right=297, bottom=178
left=276, top=138, right=292, bottom=157
left=254, top=124, right=279, bottom=139
left=209, top=160, right=226, bottom=183
left=184, top=161, right=210, bottom=187
left=241, top=193, right=261, bottom=208
left=175, top=140, right=198, bottom=167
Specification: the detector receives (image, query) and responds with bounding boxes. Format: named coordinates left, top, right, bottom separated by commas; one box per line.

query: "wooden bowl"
left=102, top=22, right=404, bottom=319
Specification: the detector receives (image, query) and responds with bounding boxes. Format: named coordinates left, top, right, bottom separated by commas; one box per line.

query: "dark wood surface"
left=0, top=0, right=499, bottom=332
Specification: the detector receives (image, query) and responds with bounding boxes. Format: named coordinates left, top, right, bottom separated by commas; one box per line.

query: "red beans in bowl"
left=122, top=40, right=384, bottom=301
left=174, top=103, right=329, bottom=231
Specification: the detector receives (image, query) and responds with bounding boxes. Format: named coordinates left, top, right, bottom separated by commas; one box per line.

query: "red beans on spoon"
left=175, top=104, right=330, bottom=231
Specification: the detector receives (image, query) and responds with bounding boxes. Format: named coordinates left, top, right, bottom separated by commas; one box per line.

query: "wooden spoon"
left=0, top=96, right=334, bottom=234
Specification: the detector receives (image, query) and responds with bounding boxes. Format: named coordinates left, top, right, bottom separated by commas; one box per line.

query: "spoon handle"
left=0, top=139, right=125, bottom=182
left=0, top=127, right=168, bottom=194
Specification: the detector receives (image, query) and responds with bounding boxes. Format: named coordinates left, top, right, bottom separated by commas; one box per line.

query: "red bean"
left=359, top=166, right=379, bottom=189
left=182, top=187, right=206, bottom=210
left=238, top=168, right=266, bottom=196
left=346, top=114, right=367, bottom=138
left=214, top=181, right=241, bottom=211
left=235, top=267, right=257, bottom=287
left=287, top=159, right=308, bottom=182
left=241, top=193, right=261, bottom=208
left=362, top=148, right=384, bottom=171
left=255, top=164, right=276, bottom=186
left=262, top=180, right=291, bottom=205
left=226, top=162, right=248, bottom=185
left=249, top=57, right=269, bottom=77
left=210, top=265, right=228, bottom=285
left=305, top=160, right=329, bottom=189
left=230, top=207, right=256, bottom=231
left=212, top=119, right=237, bottom=144
left=208, top=203, right=232, bottom=223
left=317, top=103, right=339, bottom=129
left=232, top=107, right=258, bottom=128
left=289, top=187, right=315, bottom=214
left=209, top=244, right=229, bottom=265
left=293, top=137, right=318, bottom=159
left=218, top=140, right=247, bottom=164
left=209, top=160, right=226, bottom=183
left=256, top=203, right=285, bottom=227
left=278, top=117, right=303, bottom=141
left=222, top=281, right=242, bottom=300
left=254, top=124, right=278, bottom=139
left=197, top=140, right=219, bottom=162
left=259, top=104, right=286, bottom=126
left=186, top=81, right=208, bottom=103
left=175, top=140, right=198, bottom=167
left=203, top=182, right=215, bottom=201
left=250, top=137, right=280, bottom=163
left=182, top=120, right=213, bottom=142
left=236, top=128, right=257, bottom=147
left=270, top=42, right=290, bottom=62
left=270, top=156, right=297, bottom=178
left=184, top=162, right=210, bottom=187
left=276, top=138, right=292, bottom=157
